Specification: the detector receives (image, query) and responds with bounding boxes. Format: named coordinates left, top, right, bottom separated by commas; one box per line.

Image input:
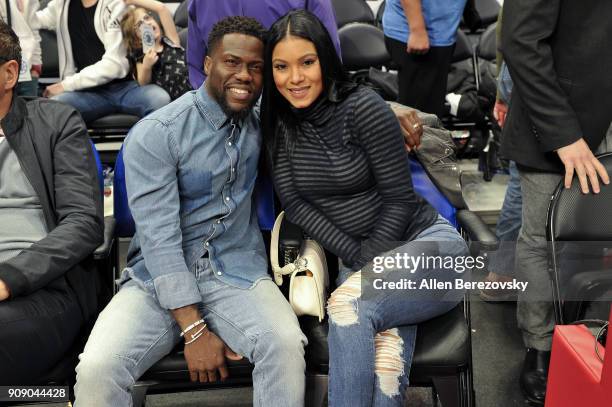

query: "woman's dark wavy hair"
left=261, top=9, right=355, bottom=172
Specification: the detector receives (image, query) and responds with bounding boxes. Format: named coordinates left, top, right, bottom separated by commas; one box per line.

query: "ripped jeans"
left=327, top=216, right=468, bottom=407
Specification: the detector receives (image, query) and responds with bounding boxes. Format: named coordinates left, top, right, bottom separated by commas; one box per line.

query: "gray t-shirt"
left=0, top=132, right=48, bottom=263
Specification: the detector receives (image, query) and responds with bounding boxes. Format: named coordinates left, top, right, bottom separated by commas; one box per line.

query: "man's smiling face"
left=204, top=33, right=264, bottom=121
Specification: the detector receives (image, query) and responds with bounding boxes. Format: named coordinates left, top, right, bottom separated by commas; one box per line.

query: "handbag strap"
left=270, top=211, right=302, bottom=285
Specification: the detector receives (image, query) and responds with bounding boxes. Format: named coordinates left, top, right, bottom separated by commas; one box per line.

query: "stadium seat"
left=173, top=0, right=188, bottom=29
left=477, top=23, right=497, bottom=62
left=331, top=0, right=375, bottom=28
left=474, top=0, right=500, bottom=29
left=338, top=22, right=390, bottom=71
left=546, top=152, right=612, bottom=324
left=122, top=155, right=496, bottom=407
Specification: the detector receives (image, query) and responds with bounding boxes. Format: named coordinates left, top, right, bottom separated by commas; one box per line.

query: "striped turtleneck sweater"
left=272, top=85, right=438, bottom=270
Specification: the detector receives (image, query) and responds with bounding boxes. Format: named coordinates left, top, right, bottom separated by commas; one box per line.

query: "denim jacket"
left=122, top=85, right=269, bottom=310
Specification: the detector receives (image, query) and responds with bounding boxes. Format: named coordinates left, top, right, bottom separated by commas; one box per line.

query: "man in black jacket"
left=501, top=0, right=612, bottom=404
left=0, top=21, right=104, bottom=384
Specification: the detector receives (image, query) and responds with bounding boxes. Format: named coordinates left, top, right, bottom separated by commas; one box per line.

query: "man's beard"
left=213, top=87, right=258, bottom=122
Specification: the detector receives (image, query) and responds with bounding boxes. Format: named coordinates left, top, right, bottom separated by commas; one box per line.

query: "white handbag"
left=270, top=211, right=329, bottom=321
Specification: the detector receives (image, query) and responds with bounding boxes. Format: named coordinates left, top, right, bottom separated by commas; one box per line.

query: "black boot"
left=520, top=348, right=551, bottom=406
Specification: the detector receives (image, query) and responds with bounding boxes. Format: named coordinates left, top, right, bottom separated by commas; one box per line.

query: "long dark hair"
left=261, top=9, right=355, bottom=172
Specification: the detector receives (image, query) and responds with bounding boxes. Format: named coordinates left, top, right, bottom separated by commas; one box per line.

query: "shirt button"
left=231, top=167, right=235, bottom=172
left=217, top=271, right=222, bottom=276
left=225, top=197, right=230, bottom=202
left=228, top=142, right=232, bottom=146
left=205, top=242, right=209, bottom=246
left=216, top=219, right=221, bottom=224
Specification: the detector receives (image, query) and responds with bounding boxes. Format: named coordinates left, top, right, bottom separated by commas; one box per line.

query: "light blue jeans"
left=327, top=216, right=468, bottom=407
left=53, top=80, right=170, bottom=123
left=74, top=258, right=307, bottom=406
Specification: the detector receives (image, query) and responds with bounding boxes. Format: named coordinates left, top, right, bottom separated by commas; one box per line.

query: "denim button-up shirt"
left=122, top=84, right=269, bottom=310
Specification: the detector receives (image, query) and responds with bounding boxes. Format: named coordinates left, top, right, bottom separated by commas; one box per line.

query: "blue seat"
left=410, top=157, right=458, bottom=228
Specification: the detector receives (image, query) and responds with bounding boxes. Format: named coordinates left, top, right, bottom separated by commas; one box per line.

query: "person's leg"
left=117, top=81, right=171, bottom=118
left=384, top=36, right=453, bottom=117
left=52, top=88, right=116, bottom=123
left=16, top=78, right=39, bottom=97
left=195, top=260, right=307, bottom=407
left=0, top=286, right=83, bottom=384
left=327, top=217, right=467, bottom=407
left=481, top=161, right=523, bottom=299
left=516, top=169, right=561, bottom=350
left=74, top=280, right=180, bottom=407
left=515, top=169, right=562, bottom=404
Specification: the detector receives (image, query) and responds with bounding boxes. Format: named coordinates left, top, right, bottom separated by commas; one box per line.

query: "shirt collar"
left=195, top=81, right=232, bottom=130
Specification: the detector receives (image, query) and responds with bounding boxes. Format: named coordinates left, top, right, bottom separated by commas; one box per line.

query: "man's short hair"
left=207, top=16, right=266, bottom=57
left=0, top=21, right=22, bottom=68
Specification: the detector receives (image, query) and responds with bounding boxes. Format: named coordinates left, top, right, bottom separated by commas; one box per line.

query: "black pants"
left=0, top=284, right=83, bottom=384
left=385, top=36, right=454, bottom=117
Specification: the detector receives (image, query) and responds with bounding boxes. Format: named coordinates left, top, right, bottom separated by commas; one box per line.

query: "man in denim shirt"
left=74, top=17, right=307, bottom=406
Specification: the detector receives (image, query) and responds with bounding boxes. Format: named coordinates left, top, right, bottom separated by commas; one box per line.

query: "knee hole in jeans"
left=374, top=328, right=405, bottom=397
left=327, top=271, right=361, bottom=326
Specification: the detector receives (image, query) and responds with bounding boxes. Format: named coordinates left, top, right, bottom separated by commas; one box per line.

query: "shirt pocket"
left=179, top=168, right=212, bottom=212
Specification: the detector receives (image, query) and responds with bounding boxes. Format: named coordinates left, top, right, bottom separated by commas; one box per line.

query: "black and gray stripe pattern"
left=273, top=86, right=437, bottom=270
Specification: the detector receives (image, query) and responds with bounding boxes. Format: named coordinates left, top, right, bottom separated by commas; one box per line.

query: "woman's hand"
left=142, top=49, right=159, bottom=69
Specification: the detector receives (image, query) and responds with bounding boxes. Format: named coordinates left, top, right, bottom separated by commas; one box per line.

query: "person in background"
left=0, top=21, right=104, bottom=384
left=0, top=0, right=42, bottom=96
left=35, top=0, right=170, bottom=122
left=479, top=6, right=522, bottom=301
left=502, top=0, right=612, bottom=404
left=383, top=0, right=467, bottom=117
left=120, top=0, right=191, bottom=100
left=186, top=0, right=341, bottom=89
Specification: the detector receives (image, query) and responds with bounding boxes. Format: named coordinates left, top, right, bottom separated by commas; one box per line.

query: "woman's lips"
left=288, top=86, right=310, bottom=99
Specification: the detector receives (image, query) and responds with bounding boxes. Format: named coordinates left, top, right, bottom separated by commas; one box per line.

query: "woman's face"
left=271, top=35, right=323, bottom=109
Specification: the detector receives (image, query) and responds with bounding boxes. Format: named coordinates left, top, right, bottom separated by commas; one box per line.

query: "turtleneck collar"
left=290, top=93, right=335, bottom=126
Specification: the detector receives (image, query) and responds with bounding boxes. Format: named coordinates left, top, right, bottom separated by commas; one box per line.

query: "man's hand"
left=184, top=328, right=243, bottom=383
left=0, top=279, right=10, bottom=301
left=390, top=103, right=423, bottom=151
left=556, top=138, right=610, bottom=193
left=43, top=82, right=64, bottom=98
left=493, top=99, right=508, bottom=128
left=171, top=304, right=243, bottom=383
left=407, top=28, right=430, bottom=54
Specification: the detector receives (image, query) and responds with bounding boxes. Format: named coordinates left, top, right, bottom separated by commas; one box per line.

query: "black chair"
left=476, top=23, right=497, bottom=63
left=178, top=27, right=188, bottom=49
left=474, top=0, right=500, bottom=29
left=338, top=22, right=390, bottom=71
left=173, top=0, right=189, bottom=29
left=331, top=0, right=375, bottom=28
left=375, top=0, right=386, bottom=29
left=546, top=152, right=612, bottom=325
